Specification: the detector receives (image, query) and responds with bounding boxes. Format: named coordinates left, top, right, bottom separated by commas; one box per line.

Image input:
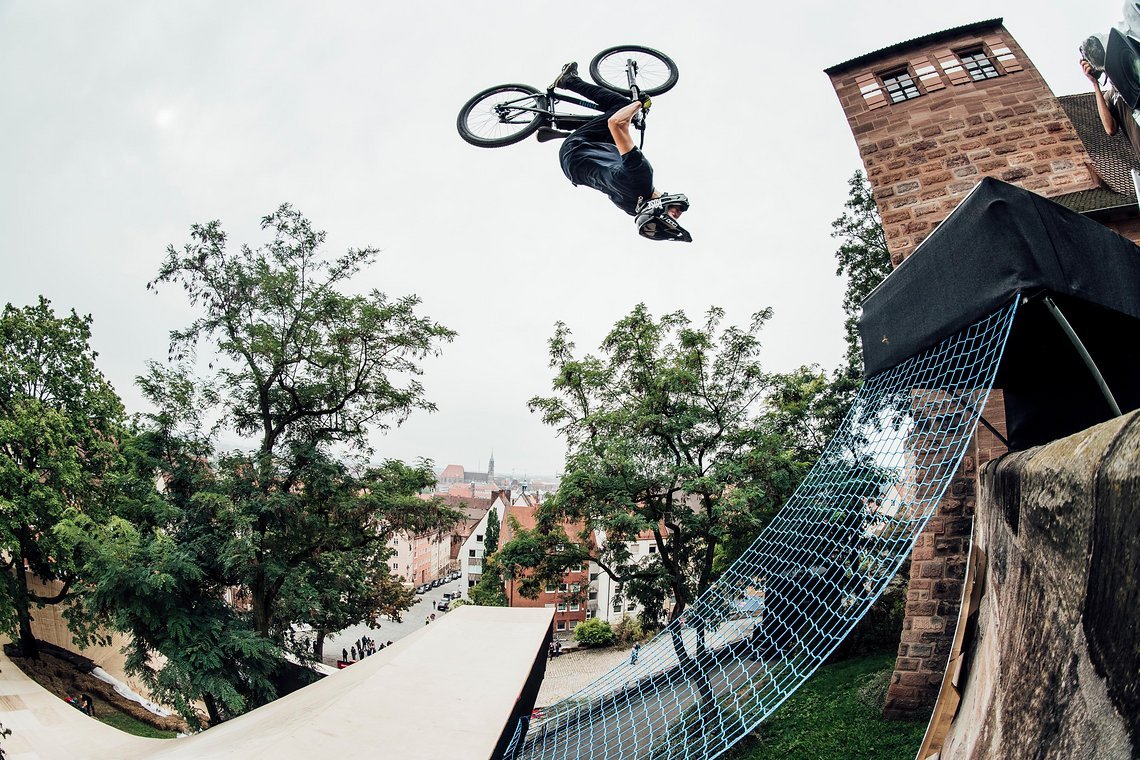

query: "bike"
left=456, top=45, right=679, bottom=148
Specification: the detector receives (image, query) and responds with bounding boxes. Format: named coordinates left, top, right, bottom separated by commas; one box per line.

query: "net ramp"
left=505, top=179, right=1140, bottom=760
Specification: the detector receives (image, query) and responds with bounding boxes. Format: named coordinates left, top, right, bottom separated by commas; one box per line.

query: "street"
left=321, top=576, right=467, bottom=665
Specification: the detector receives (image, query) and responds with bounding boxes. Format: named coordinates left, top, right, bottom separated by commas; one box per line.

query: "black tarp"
left=859, top=177, right=1140, bottom=450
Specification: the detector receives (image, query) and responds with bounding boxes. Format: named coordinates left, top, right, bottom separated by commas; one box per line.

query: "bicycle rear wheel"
left=589, top=46, right=679, bottom=97
left=457, top=84, right=546, bottom=148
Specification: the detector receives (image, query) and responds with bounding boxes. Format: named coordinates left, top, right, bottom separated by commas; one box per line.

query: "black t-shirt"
left=559, top=141, right=654, bottom=215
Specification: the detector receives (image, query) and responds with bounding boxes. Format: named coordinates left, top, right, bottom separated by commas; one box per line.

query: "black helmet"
left=635, top=193, right=692, bottom=242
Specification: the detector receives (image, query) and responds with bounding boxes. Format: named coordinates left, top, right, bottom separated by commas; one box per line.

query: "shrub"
left=573, top=618, right=615, bottom=648
left=612, top=615, right=645, bottom=645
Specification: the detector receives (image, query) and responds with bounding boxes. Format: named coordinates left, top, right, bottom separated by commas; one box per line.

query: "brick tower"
left=825, top=19, right=1105, bottom=718
left=827, top=18, right=1101, bottom=264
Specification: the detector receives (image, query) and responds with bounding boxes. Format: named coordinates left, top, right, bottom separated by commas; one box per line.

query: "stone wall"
left=934, top=411, right=1138, bottom=759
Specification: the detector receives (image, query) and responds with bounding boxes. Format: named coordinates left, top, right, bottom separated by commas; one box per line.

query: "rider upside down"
left=543, top=62, right=691, bottom=242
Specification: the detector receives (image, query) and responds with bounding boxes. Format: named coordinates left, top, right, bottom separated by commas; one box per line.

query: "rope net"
left=504, top=299, right=1019, bottom=760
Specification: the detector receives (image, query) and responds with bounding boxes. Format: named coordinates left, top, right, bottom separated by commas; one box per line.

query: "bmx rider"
left=544, top=62, right=691, bottom=242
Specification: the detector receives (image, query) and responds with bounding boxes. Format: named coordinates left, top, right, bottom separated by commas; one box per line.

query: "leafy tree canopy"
left=0, top=297, right=128, bottom=656
left=64, top=207, right=460, bottom=723
left=523, top=304, right=805, bottom=628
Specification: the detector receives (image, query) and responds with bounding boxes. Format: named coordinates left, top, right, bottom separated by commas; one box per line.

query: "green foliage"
left=97, top=710, right=178, bottom=739
left=527, top=304, right=805, bottom=626
left=144, top=204, right=458, bottom=643
left=496, top=515, right=589, bottom=603
left=484, top=507, right=500, bottom=555
left=829, top=562, right=908, bottom=663
left=0, top=297, right=129, bottom=656
left=468, top=554, right=508, bottom=607
left=62, top=207, right=458, bottom=725
left=572, top=617, right=614, bottom=647
left=831, top=170, right=893, bottom=375
left=740, top=652, right=927, bottom=760
left=611, top=614, right=645, bottom=645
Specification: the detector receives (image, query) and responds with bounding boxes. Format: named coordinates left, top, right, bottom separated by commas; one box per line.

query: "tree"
left=0, top=297, right=127, bottom=657
left=468, top=561, right=509, bottom=607
left=831, top=170, right=893, bottom=375
left=271, top=457, right=456, bottom=659
left=57, top=207, right=460, bottom=724
left=759, top=170, right=894, bottom=482
left=484, top=506, right=500, bottom=554
left=59, top=362, right=279, bottom=726
left=572, top=617, right=614, bottom=647
left=525, top=305, right=805, bottom=705
left=146, top=204, right=457, bottom=643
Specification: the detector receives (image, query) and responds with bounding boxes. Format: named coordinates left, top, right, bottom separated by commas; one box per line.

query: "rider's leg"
left=558, top=72, right=629, bottom=112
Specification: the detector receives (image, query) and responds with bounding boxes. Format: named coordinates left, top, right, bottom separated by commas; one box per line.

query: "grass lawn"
left=738, top=651, right=929, bottom=760
left=97, top=711, right=178, bottom=739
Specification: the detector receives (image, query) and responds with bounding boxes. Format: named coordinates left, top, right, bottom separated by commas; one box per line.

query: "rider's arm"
left=1083, top=59, right=1118, bottom=136
left=608, top=101, right=642, bottom=155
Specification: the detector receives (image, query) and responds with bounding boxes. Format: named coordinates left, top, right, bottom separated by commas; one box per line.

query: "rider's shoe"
left=549, top=61, right=578, bottom=90
left=536, top=127, right=571, bottom=142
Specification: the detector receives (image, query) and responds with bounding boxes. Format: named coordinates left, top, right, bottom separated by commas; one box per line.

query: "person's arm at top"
left=1083, top=59, right=1118, bottom=136
left=608, top=101, right=643, bottom=155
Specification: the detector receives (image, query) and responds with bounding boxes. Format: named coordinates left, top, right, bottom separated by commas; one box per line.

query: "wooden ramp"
left=1, top=606, right=553, bottom=760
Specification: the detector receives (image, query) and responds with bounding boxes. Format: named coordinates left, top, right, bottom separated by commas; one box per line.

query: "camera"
left=1081, top=35, right=1107, bottom=78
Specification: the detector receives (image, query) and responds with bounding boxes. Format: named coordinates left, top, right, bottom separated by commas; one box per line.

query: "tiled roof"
left=824, top=19, right=1004, bottom=76
left=1058, top=92, right=1140, bottom=200
left=1050, top=188, right=1135, bottom=213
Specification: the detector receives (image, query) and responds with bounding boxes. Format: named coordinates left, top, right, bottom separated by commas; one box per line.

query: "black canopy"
left=859, top=177, right=1140, bottom=449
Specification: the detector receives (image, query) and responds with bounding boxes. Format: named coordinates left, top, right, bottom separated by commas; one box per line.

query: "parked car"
left=436, top=599, right=450, bottom=612
left=442, top=592, right=456, bottom=601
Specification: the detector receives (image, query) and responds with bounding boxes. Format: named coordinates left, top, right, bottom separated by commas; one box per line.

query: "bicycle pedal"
left=641, top=96, right=652, bottom=110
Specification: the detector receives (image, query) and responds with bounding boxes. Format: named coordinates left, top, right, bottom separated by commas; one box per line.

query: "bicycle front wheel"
left=589, top=46, right=679, bottom=97
left=457, top=84, right=546, bottom=148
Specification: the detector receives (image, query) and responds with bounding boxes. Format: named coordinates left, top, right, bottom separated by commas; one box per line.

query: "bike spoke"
left=460, top=87, right=543, bottom=144
left=596, top=53, right=672, bottom=91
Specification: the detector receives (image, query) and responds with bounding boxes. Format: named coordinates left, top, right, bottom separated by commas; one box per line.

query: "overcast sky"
left=0, top=1, right=1121, bottom=478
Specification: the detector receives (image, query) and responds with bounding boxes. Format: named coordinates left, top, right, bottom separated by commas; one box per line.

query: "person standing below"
left=630, top=643, right=641, bottom=665
left=543, top=61, right=692, bottom=242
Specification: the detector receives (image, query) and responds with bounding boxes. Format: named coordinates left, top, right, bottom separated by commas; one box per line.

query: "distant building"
left=395, top=492, right=493, bottom=587
left=500, top=493, right=590, bottom=640
left=439, top=453, right=496, bottom=486
left=457, top=490, right=510, bottom=596
left=588, top=527, right=667, bottom=624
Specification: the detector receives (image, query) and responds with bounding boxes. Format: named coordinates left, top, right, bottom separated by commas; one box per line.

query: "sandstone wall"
left=936, top=411, right=1138, bottom=758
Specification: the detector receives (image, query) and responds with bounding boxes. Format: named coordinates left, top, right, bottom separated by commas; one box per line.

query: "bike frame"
left=493, top=58, right=646, bottom=133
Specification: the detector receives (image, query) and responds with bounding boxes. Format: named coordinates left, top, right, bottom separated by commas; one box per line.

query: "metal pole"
left=1043, top=296, right=1123, bottom=417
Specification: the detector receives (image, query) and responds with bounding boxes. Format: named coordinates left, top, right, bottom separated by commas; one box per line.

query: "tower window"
left=957, top=47, right=1000, bottom=81
left=881, top=67, right=921, bottom=103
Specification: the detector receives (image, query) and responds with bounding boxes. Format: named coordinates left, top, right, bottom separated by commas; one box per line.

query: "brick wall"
left=1103, top=214, right=1140, bottom=244
left=828, top=23, right=1101, bottom=266
left=883, top=392, right=1008, bottom=718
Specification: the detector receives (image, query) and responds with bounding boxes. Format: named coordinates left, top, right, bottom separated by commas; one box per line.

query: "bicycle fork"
left=627, top=60, right=647, bottom=147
